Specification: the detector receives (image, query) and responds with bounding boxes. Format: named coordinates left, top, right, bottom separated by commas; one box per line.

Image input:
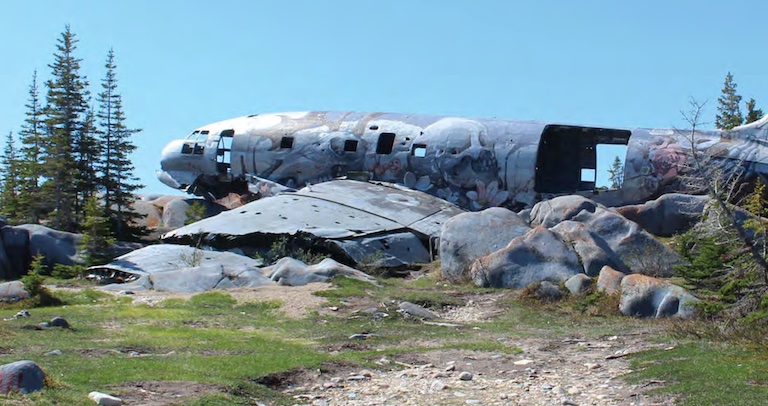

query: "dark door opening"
left=535, top=125, right=630, bottom=193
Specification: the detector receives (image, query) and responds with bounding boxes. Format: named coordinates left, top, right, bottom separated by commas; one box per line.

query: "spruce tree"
left=607, top=155, right=624, bottom=189
left=715, top=72, right=744, bottom=130
left=78, top=195, right=116, bottom=266
left=0, top=131, right=21, bottom=223
left=74, top=107, right=99, bottom=221
left=17, top=71, right=46, bottom=223
left=42, top=25, right=91, bottom=232
left=745, top=98, right=764, bottom=124
left=95, top=49, right=143, bottom=239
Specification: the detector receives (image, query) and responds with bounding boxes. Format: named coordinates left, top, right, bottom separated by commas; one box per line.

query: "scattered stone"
left=346, top=375, right=367, bottom=381
left=584, top=362, right=601, bottom=370
left=445, top=364, right=456, bottom=372
left=534, top=281, right=564, bottom=302
left=0, top=360, right=46, bottom=394
left=88, top=391, right=123, bottom=405
left=398, top=301, right=439, bottom=319
left=49, top=316, right=71, bottom=329
left=459, top=371, right=473, bottom=381
left=44, top=349, right=63, bottom=356
left=349, top=333, right=372, bottom=340
left=14, top=309, right=30, bottom=318
left=596, top=265, right=625, bottom=295
left=564, top=273, right=593, bottom=296
left=431, top=380, right=448, bottom=391
left=513, top=359, right=534, bottom=366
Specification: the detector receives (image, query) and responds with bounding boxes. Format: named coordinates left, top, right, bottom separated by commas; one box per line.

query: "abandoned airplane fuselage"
left=158, top=111, right=768, bottom=210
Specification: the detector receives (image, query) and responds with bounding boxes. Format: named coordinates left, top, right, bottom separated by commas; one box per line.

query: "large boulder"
left=0, top=281, right=29, bottom=302
left=440, top=208, right=531, bottom=283
left=619, top=274, right=699, bottom=318
left=470, top=226, right=582, bottom=288
left=1, top=227, right=29, bottom=278
left=262, top=257, right=380, bottom=286
left=16, top=224, right=82, bottom=269
left=93, top=244, right=271, bottom=293
left=532, top=195, right=683, bottom=277
left=529, top=195, right=601, bottom=228
left=550, top=220, right=628, bottom=275
left=615, top=193, right=709, bottom=237
left=0, top=360, right=46, bottom=394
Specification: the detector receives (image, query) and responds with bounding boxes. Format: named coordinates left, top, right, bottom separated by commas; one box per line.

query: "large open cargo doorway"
left=535, top=125, right=631, bottom=193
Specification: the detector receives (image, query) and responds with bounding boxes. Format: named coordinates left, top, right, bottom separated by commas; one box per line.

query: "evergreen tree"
left=745, top=98, right=764, bottom=124
left=715, top=72, right=744, bottom=130
left=78, top=195, right=115, bottom=266
left=0, top=131, right=21, bottom=222
left=74, top=107, right=99, bottom=221
left=607, top=155, right=624, bottom=189
left=95, top=48, right=144, bottom=239
left=42, top=25, right=91, bottom=232
left=17, top=71, right=46, bottom=223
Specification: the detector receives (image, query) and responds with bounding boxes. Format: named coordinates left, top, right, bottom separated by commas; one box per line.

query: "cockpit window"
left=182, top=129, right=207, bottom=155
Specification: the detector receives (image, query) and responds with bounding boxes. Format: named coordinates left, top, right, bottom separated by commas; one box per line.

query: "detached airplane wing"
left=162, top=179, right=465, bottom=267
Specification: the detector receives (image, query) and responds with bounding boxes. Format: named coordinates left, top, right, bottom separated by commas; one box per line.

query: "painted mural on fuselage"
left=158, top=111, right=768, bottom=211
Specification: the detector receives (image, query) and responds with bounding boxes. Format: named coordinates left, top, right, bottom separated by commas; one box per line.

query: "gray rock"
left=615, top=193, right=709, bottom=237
left=0, top=360, right=46, bottom=394
left=458, top=371, right=473, bottom=381
left=162, top=198, right=224, bottom=229
left=619, top=274, right=699, bottom=318
left=535, top=281, right=564, bottom=302
left=92, top=244, right=272, bottom=293
left=534, top=195, right=683, bottom=277
left=49, top=316, right=70, bottom=329
left=262, top=257, right=380, bottom=287
left=440, top=208, right=531, bottom=283
left=471, top=227, right=582, bottom=288
left=596, top=265, right=625, bottom=295
left=398, top=301, right=439, bottom=319
left=17, top=224, right=82, bottom=268
left=0, top=226, right=30, bottom=279
left=564, top=273, right=593, bottom=296
left=0, top=281, right=29, bottom=303
left=550, top=220, right=628, bottom=275
left=44, top=349, right=62, bottom=356
left=529, top=195, right=601, bottom=228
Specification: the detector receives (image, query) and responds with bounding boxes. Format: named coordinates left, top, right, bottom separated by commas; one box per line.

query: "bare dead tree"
left=677, top=97, right=768, bottom=285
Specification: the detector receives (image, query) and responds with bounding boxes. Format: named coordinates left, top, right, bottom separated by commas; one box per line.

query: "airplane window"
left=181, top=143, right=194, bottom=154
left=580, top=168, right=596, bottom=182
left=220, top=129, right=235, bottom=138
left=201, top=130, right=209, bottom=135
left=376, top=133, right=396, bottom=154
left=280, top=136, right=294, bottom=149
left=344, top=140, right=358, bottom=152
left=193, top=144, right=205, bottom=155
left=412, top=144, right=427, bottom=157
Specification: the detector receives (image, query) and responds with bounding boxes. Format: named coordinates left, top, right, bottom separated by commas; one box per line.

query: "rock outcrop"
left=0, top=360, right=46, bottom=394
left=615, top=193, right=709, bottom=237
left=262, top=257, right=380, bottom=286
left=440, top=208, right=530, bottom=283
left=619, top=274, right=699, bottom=318
left=470, top=227, right=582, bottom=288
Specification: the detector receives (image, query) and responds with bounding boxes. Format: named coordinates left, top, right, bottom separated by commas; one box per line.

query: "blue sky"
left=1, top=1, right=766, bottom=194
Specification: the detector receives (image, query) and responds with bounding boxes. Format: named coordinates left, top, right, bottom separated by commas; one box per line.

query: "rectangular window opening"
left=376, top=132, right=396, bottom=154
left=344, top=139, right=358, bottom=152
left=280, top=136, right=294, bottom=149
left=596, top=144, right=628, bottom=190
left=412, top=143, right=427, bottom=157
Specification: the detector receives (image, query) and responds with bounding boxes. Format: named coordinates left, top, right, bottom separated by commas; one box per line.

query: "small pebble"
left=459, top=371, right=473, bottom=381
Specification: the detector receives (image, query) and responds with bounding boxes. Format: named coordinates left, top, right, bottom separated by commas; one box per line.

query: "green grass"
left=627, top=341, right=768, bottom=405
left=1, top=269, right=766, bottom=405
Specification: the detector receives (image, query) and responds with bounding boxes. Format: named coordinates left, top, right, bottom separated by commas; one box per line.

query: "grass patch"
left=627, top=341, right=768, bottom=405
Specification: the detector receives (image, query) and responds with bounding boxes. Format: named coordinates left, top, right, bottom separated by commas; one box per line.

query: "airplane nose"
left=157, top=169, right=181, bottom=189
